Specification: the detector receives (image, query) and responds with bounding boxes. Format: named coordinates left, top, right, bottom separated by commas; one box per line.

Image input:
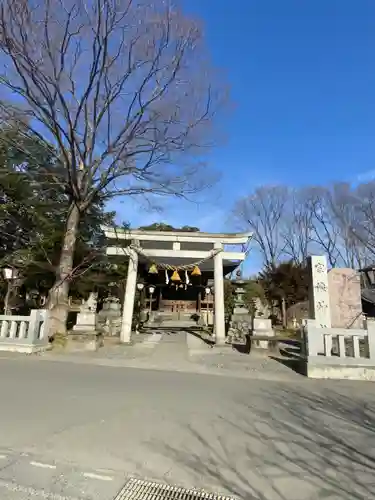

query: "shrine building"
left=103, top=227, right=252, bottom=345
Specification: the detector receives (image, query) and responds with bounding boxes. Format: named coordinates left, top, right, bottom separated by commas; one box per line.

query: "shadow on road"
left=268, top=356, right=301, bottom=375
left=186, top=328, right=215, bottom=347
left=148, top=386, right=375, bottom=499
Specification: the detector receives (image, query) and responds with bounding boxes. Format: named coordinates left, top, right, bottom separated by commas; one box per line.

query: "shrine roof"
left=102, top=226, right=252, bottom=245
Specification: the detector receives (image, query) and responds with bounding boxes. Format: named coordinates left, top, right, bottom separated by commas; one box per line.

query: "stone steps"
left=147, top=320, right=197, bottom=328
left=148, top=311, right=199, bottom=329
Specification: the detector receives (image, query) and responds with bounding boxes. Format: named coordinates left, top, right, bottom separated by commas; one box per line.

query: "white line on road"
left=0, top=477, right=81, bottom=500
left=30, top=461, right=57, bottom=469
left=0, top=455, right=7, bottom=459
left=83, top=472, right=113, bottom=481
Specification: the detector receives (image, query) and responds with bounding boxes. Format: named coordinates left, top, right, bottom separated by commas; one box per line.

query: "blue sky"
left=110, top=0, right=375, bottom=267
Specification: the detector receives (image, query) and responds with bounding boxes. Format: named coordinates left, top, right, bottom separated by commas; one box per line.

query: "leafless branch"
left=233, top=186, right=288, bottom=268
left=281, top=188, right=314, bottom=263
left=0, top=0, right=226, bottom=333
left=0, top=0, right=223, bottom=207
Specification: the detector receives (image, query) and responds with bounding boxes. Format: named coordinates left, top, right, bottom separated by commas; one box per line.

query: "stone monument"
left=97, top=296, right=122, bottom=336
left=226, top=280, right=251, bottom=344
left=232, top=280, right=251, bottom=317
left=226, top=279, right=274, bottom=347
left=68, top=292, right=103, bottom=351
left=73, top=292, right=98, bottom=332
left=307, top=255, right=331, bottom=328
left=328, top=268, right=363, bottom=329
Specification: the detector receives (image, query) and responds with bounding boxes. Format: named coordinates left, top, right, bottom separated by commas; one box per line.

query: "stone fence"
left=0, top=309, right=49, bottom=353
left=302, top=318, right=375, bottom=380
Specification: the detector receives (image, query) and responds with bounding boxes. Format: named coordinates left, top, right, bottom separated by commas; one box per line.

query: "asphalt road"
left=0, top=357, right=375, bottom=499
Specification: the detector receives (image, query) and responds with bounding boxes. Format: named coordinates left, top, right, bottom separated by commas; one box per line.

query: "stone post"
left=307, top=256, right=331, bottom=328
left=366, top=318, right=375, bottom=361
left=307, top=255, right=332, bottom=354
left=27, top=309, right=40, bottom=343
left=120, top=248, right=138, bottom=343
left=214, top=242, right=225, bottom=345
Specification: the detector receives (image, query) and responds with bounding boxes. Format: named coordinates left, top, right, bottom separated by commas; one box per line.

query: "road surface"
left=0, top=356, right=374, bottom=499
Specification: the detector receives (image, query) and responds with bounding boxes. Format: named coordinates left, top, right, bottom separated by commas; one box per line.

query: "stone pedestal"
left=73, top=292, right=98, bottom=334
left=66, top=332, right=103, bottom=352
left=252, top=317, right=274, bottom=349
left=102, top=318, right=122, bottom=337
left=70, top=304, right=101, bottom=351
left=73, top=311, right=96, bottom=332
left=201, top=310, right=214, bottom=326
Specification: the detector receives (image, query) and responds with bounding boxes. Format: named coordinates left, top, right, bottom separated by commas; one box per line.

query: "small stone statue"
left=80, top=292, right=98, bottom=313
left=227, top=320, right=249, bottom=344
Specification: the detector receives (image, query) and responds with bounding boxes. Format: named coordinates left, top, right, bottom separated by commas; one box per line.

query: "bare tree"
left=297, top=184, right=370, bottom=269
left=329, top=181, right=375, bottom=266
left=301, top=186, right=343, bottom=268
left=350, top=182, right=375, bottom=263
left=281, top=188, right=314, bottom=264
left=234, top=186, right=288, bottom=268
left=0, top=0, right=224, bottom=333
left=329, top=182, right=371, bottom=268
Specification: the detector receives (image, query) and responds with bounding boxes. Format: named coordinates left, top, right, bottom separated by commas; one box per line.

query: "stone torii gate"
left=102, top=227, right=252, bottom=345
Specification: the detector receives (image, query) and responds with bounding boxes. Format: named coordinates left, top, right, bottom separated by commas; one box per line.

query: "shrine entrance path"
left=0, top=330, right=301, bottom=381
left=123, top=330, right=301, bottom=381
left=142, top=330, right=191, bottom=369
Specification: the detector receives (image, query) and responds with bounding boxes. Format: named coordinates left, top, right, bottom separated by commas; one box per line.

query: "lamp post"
left=2, top=267, right=19, bottom=315
left=135, top=283, right=145, bottom=333
left=148, top=285, right=155, bottom=316
left=205, top=286, right=211, bottom=327
left=136, top=282, right=145, bottom=307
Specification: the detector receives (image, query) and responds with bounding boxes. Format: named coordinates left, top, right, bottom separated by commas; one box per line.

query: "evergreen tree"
left=0, top=125, right=124, bottom=311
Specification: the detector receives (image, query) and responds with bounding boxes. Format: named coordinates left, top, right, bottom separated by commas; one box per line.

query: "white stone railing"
left=0, top=309, right=49, bottom=353
left=303, top=318, right=375, bottom=361
left=302, top=318, right=375, bottom=380
left=323, top=332, right=367, bottom=359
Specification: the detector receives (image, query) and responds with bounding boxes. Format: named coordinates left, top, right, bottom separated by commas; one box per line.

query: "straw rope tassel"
left=171, top=269, right=181, bottom=281
left=130, top=245, right=223, bottom=271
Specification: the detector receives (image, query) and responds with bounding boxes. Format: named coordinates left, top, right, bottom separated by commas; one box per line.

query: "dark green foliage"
left=259, top=260, right=309, bottom=310
left=243, top=280, right=266, bottom=315
left=0, top=125, right=123, bottom=303
left=138, top=222, right=200, bottom=232
left=223, top=280, right=235, bottom=319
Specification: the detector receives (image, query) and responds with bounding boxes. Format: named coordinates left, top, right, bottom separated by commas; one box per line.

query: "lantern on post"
left=2, top=267, right=19, bottom=315
left=148, top=285, right=155, bottom=315
left=136, top=282, right=145, bottom=308
left=204, top=287, right=211, bottom=327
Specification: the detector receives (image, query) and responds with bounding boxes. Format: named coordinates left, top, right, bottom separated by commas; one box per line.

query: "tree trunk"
left=3, top=282, right=11, bottom=315
left=47, top=203, right=80, bottom=337
left=281, top=296, right=287, bottom=329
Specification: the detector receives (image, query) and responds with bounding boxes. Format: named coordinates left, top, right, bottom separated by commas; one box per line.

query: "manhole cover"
left=114, top=477, right=236, bottom=500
